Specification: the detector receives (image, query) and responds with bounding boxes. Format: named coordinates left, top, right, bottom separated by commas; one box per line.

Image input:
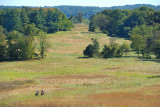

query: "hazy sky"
left=0, top=0, right=160, bottom=7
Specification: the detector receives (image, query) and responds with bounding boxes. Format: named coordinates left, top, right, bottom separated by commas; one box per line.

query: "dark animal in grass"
left=35, top=93, right=39, bottom=96
left=35, top=90, right=39, bottom=96
left=41, top=90, right=44, bottom=95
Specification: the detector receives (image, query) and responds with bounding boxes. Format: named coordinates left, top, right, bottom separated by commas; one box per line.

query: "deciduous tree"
left=130, top=34, right=145, bottom=57
left=38, top=31, right=48, bottom=58
left=75, top=12, right=84, bottom=23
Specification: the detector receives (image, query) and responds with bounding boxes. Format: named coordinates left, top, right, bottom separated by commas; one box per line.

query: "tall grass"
left=0, top=24, right=160, bottom=107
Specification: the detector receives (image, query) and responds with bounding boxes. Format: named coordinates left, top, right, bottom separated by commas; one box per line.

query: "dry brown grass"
left=0, top=24, right=160, bottom=107
left=0, top=80, right=34, bottom=91
left=86, top=84, right=160, bottom=107
left=8, top=84, right=160, bottom=107
left=38, top=74, right=115, bottom=86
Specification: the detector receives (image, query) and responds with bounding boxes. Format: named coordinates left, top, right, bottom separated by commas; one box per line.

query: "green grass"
left=0, top=24, right=160, bottom=107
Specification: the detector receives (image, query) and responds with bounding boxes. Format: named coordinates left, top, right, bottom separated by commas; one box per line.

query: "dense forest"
left=0, top=7, right=72, bottom=61
left=87, top=6, right=160, bottom=59
left=1, top=4, right=160, bottom=19
left=89, top=6, right=160, bottom=37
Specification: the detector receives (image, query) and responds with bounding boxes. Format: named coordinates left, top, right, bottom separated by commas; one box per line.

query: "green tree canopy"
left=38, top=31, right=48, bottom=58
left=0, top=26, right=6, bottom=60
left=130, top=34, right=145, bottom=56
left=75, top=12, right=84, bottom=23
left=83, top=38, right=100, bottom=57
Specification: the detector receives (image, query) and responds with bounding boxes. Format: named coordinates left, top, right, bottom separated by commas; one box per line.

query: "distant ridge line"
left=0, top=4, right=159, bottom=19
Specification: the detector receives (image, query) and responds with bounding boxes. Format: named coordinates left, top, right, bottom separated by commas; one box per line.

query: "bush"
left=83, top=38, right=100, bottom=57
left=101, top=43, right=123, bottom=58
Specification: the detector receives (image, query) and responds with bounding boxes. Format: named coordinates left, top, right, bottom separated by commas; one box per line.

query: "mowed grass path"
left=0, top=24, right=160, bottom=107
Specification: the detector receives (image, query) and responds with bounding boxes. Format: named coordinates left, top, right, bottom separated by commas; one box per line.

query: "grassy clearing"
left=0, top=24, right=160, bottom=107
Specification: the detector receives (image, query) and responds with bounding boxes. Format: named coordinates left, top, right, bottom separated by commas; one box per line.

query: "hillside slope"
left=0, top=24, right=160, bottom=106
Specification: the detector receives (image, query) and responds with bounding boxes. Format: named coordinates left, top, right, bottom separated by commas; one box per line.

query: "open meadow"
left=0, top=24, right=160, bottom=107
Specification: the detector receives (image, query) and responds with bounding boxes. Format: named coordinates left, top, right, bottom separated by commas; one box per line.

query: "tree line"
left=88, top=6, right=160, bottom=59
left=0, top=7, right=72, bottom=61
left=84, top=33, right=160, bottom=59
left=1, top=4, right=160, bottom=19
left=0, top=7, right=72, bottom=33
left=89, top=6, right=160, bottom=37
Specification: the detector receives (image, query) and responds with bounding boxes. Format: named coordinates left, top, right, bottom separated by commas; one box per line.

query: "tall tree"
left=130, top=25, right=154, bottom=37
left=23, top=23, right=40, bottom=37
left=91, top=14, right=109, bottom=33
left=7, top=30, right=35, bottom=60
left=21, top=7, right=30, bottom=25
left=36, top=8, right=46, bottom=30
left=0, top=26, right=6, bottom=60
left=38, top=31, right=48, bottom=58
left=19, top=36, right=34, bottom=60
left=121, top=42, right=130, bottom=57
left=7, top=31, right=23, bottom=60
left=152, top=31, right=160, bottom=59
left=75, top=12, right=84, bottom=23
left=130, top=34, right=145, bottom=57
left=3, top=9, right=22, bottom=31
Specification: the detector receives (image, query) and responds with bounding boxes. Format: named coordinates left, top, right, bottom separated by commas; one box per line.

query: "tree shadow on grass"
left=78, top=57, right=91, bottom=59
left=147, top=75, right=160, bottom=79
left=0, top=58, right=41, bottom=63
left=106, top=34, right=129, bottom=40
left=120, top=56, right=138, bottom=58
left=138, top=58, right=160, bottom=63
left=81, top=32, right=102, bottom=34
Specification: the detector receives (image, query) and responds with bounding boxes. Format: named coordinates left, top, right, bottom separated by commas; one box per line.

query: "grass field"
left=0, top=24, right=160, bottom=107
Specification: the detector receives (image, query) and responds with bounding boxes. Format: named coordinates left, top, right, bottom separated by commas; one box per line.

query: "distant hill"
left=108, top=4, right=160, bottom=10
left=54, top=4, right=160, bottom=19
left=0, top=4, right=160, bottom=19
left=53, top=6, right=106, bottom=19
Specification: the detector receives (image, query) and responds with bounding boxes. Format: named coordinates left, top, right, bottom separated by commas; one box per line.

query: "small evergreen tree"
left=83, top=38, right=100, bottom=57
left=83, top=44, right=94, bottom=57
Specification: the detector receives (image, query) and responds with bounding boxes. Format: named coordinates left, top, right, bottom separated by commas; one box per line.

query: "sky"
left=0, top=0, right=160, bottom=7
